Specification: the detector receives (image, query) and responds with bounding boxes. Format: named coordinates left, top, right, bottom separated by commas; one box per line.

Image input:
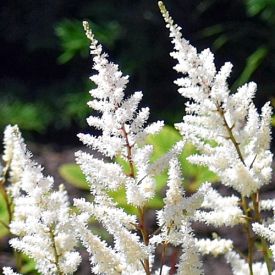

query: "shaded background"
left=1, top=1, right=275, bottom=274
left=1, top=0, right=275, bottom=144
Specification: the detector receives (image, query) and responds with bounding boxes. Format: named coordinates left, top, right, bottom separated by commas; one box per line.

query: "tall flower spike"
left=176, top=225, right=204, bottom=275
left=75, top=21, right=171, bottom=274
left=5, top=125, right=81, bottom=275
left=2, top=125, right=29, bottom=197
left=157, top=158, right=208, bottom=245
left=155, top=158, right=207, bottom=274
left=74, top=213, right=125, bottom=275
left=159, top=1, right=273, bottom=197
left=77, top=22, right=169, bottom=207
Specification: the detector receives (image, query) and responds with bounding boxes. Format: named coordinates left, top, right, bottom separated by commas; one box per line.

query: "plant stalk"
left=121, top=125, right=151, bottom=275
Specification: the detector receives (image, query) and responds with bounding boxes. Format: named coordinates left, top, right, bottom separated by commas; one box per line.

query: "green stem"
left=121, top=125, right=151, bottom=275
left=241, top=197, right=254, bottom=275
left=49, top=227, right=63, bottom=275
left=15, top=251, right=23, bottom=273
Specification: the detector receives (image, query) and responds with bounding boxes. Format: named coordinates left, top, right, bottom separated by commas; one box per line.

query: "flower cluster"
left=159, top=1, right=274, bottom=274
left=1, top=2, right=274, bottom=275
left=2, top=125, right=81, bottom=275
left=159, top=1, right=272, bottom=198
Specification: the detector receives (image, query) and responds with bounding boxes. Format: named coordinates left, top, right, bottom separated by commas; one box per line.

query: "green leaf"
left=213, top=34, right=229, bottom=50
left=55, top=19, right=122, bottom=64
left=108, top=188, right=164, bottom=215
left=0, top=191, right=10, bottom=239
left=147, top=195, right=164, bottom=209
left=0, top=100, right=50, bottom=132
left=20, top=254, right=38, bottom=275
left=146, top=126, right=180, bottom=161
left=55, top=19, right=90, bottom=64
left=108, top=187, right=138, bottom=215
left=179, top=143, right=218, bottom=192
left=232, top=46, right=268, bottom=90
left=59, top=126, right=218, bottom=214
left=115, top=156, right=132, bottom=176
left=199, top=24, right=224, bottom=38
left=146, top=126, right=218, bottom=193
left=59, top=163, right=89, bottom=190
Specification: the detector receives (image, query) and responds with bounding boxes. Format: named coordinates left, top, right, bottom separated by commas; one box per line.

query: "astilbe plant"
left=0, top=2, right=274, bottom=275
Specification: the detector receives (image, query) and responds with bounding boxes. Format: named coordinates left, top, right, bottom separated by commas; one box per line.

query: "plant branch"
left=120, top=124, right=151, bottom=275
left=49, top=226, right=63, bottom=275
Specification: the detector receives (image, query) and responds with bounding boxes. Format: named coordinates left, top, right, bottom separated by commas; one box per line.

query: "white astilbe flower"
left=74, top=198, right=148, bottom=269
left=159, top=2, right=273, bottom=197
left=80, top=21, right=163, bottom=157
left=226, top=251, right=269, bottom=275
left=194, top=186, right=244, bottom=227
left=6, top=126, right=81, bottom=275
left=77, top=21, right=185, bottom=209
left=74, top=198, right=137, bottom=230
left=155, top=159, right=205, bottom=274
left=259, top=199, right=275, bottom=211
left=75, top=213, right=147, bottom=274
left=75, top=151, right=127, bottom=191
left=2, top=267, right=21, bottom=275
left=176, top=225, right=203, bottom=275
left=75, top=213, right=124, bottom=275
left=2, top=125, right=30, bottom=197
left=195, top=238, right=233, bottom=257
left=253, top=221, right=275, bottom=261
left=157, top=158, right=209, bottom=245
left=147, top=140, right=185, bottom=176
left=75, top=21, right=178, bottom=273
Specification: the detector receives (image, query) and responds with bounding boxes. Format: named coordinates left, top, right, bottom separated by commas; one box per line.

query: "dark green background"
left=1, top=0, right=274, bottom=144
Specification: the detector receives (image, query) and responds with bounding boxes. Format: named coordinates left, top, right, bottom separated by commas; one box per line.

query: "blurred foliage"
left=19, top=255, right=38, bottom=275
left=59, top=163, right=89, bottom=190
left=198, top=0, right=275, bottom=97
left=55, top=19, right=121, bottom=64
left=246, top=0, right=275, bottom=21
left=0, top=100, right=48, bottom=132
left=59, top=126, right=218, bottom=214
left=55, top=20, right=90, bottom=64
left=0, top=0, right=274, bottom=142
left=231, top=46, right=268, bottom=90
